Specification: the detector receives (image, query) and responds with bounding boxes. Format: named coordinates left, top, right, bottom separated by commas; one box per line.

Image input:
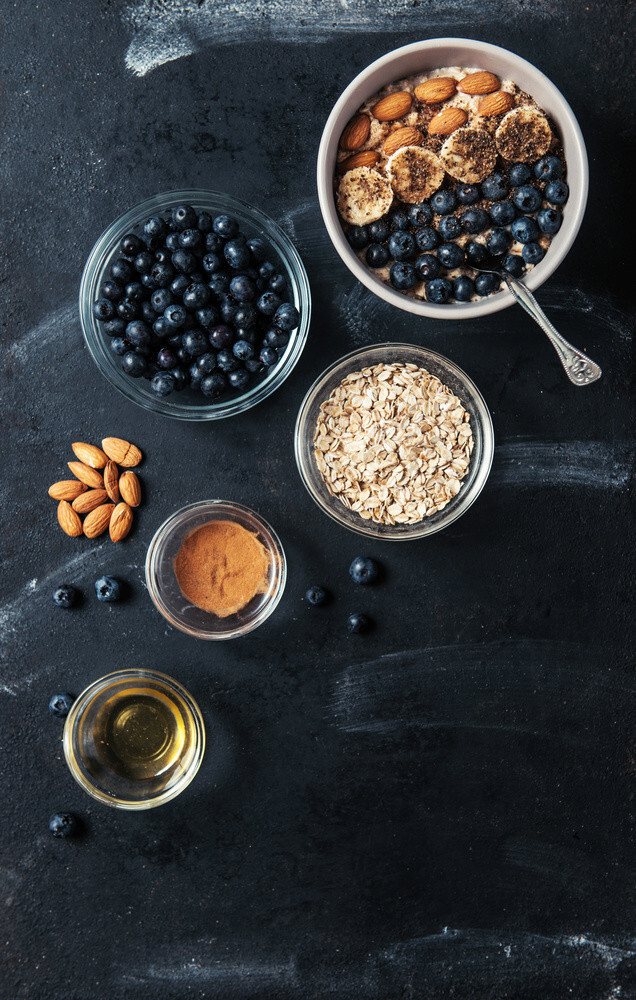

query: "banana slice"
left=439, top=127, right=497, bottom=183
left=387, top=146, right=445, bottom=203
left=336, top=167, right=393, bottom=226
left=495, top=105, right=552, bottom=162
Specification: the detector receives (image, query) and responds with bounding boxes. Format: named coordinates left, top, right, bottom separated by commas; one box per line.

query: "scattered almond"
left=101, top=438, right=142, bottom=468
left=372, top=91, right=412, bottom=121
left=458, top=71, right=500, bottom=95
left=110, top=502, right=133, bottom=543
left=72, top=488, right=109, bottom=514
left=479, top=90, right=515, bottom=117
left=383, top=126, right=422, bottom=157
left=83, top=504, right=115, bottom=539
left=119, top=470, right=141, bottom=508
left=337, top=150, right=380, bottom=173
left=71, top=442, right=108, bottom=469
left=428, top=106, right=468, bottom=136
left=414, top=76, right=457, bottom=104
left=68, top=461, right=104, bottom=489
left=339, top=114, right=370, bottom=150
left=48, top=480, right=87, bottom=502
left=57, top=501, right=83, bottom=538
left=104, top=461, right=120, bottom=503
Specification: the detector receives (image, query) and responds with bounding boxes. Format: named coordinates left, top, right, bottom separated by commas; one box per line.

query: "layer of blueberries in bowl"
left=80, top=190, right=310, bottom=420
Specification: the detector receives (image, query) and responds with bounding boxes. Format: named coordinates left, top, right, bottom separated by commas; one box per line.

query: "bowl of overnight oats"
left=294, top=343, right=494, bottom=539
left=317, top=39, right=588, bottom=318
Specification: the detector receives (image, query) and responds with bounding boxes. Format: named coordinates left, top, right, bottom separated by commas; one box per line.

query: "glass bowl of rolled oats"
left=294, top=343, right=494, bottom=538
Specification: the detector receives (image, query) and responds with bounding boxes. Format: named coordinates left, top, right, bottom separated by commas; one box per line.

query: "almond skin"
left=101, top=438, right=142, bottom=468
left=414, top=76, right=457, bottom=104
left=458, top=71, right=500, bottom=95
left=383, top=126, right=422, bottom=157
left=110, top=502, right=133, bottom=543
left=57, top=501, right=83, bottom=538
left=118, top=470, right=141, bottom=508
left=339, top=114, right=370, bottom=151
left=479, top=91, right=515, bottom=116
left=83, top=503, right=115, bottom=539
left=68, top=461, right=104, bottom=489
left=72, top=488, right=109, bottom=514
left=372, top=91, right=413, bottom=121
left=71, top=442, right=108, bottom=469
left=48, top=480, right=87, bottom=502
left=337, top=150, right=381, bottom=173
left=428, top=106, right=468, bottom=136
left=103, top=461, right=120, bottom=503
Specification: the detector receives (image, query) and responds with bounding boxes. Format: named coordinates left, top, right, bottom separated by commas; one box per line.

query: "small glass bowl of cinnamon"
left=145, top=501, right=286, bottom=639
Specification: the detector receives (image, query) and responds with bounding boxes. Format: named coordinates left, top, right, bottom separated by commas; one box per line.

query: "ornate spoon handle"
left=502, top=274, right=602, bottom=386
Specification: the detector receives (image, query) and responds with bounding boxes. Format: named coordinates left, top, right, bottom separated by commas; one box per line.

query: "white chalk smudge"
left=493, top=438, right=634, bottom=489
left=123, top=956, right=297, bottom=987
left=9, top=303, right=79, bottom=365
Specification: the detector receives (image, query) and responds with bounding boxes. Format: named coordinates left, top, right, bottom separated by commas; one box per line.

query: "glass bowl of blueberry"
left=80, top=190, right=311, bottom=419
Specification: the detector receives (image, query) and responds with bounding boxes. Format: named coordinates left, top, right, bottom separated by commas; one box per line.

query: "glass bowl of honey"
left=63, top=669, right=205, bottom=809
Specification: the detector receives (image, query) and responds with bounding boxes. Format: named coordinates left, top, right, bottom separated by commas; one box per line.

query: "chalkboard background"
left=2, top=2, right=634, bottom=998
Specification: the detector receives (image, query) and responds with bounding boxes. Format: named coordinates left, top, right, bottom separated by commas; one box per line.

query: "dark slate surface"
left=2, top=2, right=635, bottom=998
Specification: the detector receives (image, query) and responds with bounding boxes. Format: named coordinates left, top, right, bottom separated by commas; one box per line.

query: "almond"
left=72, top=488, right=109, bottom=514
left=101, top=438, right=142, bottom=468
left=83, top=503, right=115, bottom=539
left=372, top=91, right=412, bottom=122
left=48, top=480, right=87, bottom=502
left=104, top=461, right=120, bottom=503
left=68, top=461, right=104, bottom=489
left=109, top=502, right=133, bottom=543
left=383, top=126, right=422, bottom=157
left=458, top=71, right=500, bottom=95
left=479, top=90, right=515, bottom=117
left=118, top=470, right=141, bottom=508
left=337, top=150, right=381, bottom=173
left=339, top=114, right=370, bottom=151
left=57, top=500, right=83, bottom=538
left=414, top=76, right=457, bottom=104
left=71, top=442, right=108, bottom=469
left=428, top=106, right=468, bottom=136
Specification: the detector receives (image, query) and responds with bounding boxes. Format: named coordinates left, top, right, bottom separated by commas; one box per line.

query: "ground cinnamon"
left=174, top=519, right=270, bottom=618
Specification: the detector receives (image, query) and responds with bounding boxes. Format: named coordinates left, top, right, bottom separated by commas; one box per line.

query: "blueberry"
left=268, top=273, right=287, bottom=295
left=200, top=373, right=228, bottom=398
left=150, top=288, right=172, bottom=313
left=172, top=204, right=197, bottom=230
left=431, top=190, right=457, bottom=215
left=144, top=216, right=166, bottom=241
left=183, top=330, right=208, bottom=357
left=368, top=219, right=390, bottom=242
left=188, top=362, right=203, bottom=388
left=233, top=339, right=255, bottom=361
left=426, top=277, right=453, bottom=303
left=415, top=226, right=439, bottom=252
left=489, top=200, right=516, bottom=226
left=408, top=202, right=433, bottom=226
left=349, top=556, right=380, bottom=585
left=171, top=366, right=188, bottom=391
left=224, top=239, right=251, bottom=269
left=154, top=248, right=171, bottom=265
left=229, top=275, right=256, bottom=303
left=101, top=280, right=123, bottom=302
left=197, top=211, right=213, bottom=233
left=170, top=274, right=190, bottom=297
left=259, top=260, right=276, bottom=281
left=347, top=226, right=369, bottom=249
left=306, top=585, right=329, bottom=606
left=213, top=214, right=239, bottom=238
left=522, top=242, right=545, bottom=265
left=125, top=281, right=145, bottom=303
left=502, top=254, right=525, bottom=277
left=534, top=155, right=562, bottom=181
left=465, top=241, right=489, bottom=266
left=140, top=301, right=158, bottom=325
left=415, top=253, right=440, bottom=281
left=165, top=232, right=181, bottom=252
left=125, top=320, right=151, bottom=348
left=246, top=236, right=267, bottom=260
left=196, top=351, right=217, bottom=374
left=475, top=272, right=501, bottom=296
left=110, top=336, right=129, bottom=356
left=152, top=317, right=171, bottom=339
left=545, top=180, right=569, bottom=206
left=537, top=207, right=562, bottom=234
left=122, top=351, right=146, bottom=377
left=456, top=183, right=480, bottom=205
left=172, top=249, right=197, bottom=274
left=111, top=257, right=135, bottom=284
left=103, top=318, right=126, bottom=339
left=120, top=233, right=143, bottom=257
left=388, top=231, right=416, bottom=261
left=49, top=813, right=78, bottom=839
left=486, top=228, right=511, bottom=256
left=140, top=273, right=157, bottom=290
left=259, top=346, right=278, bottom=367
left=150, top=262, right=175, bottom=288
left=150, top=371, right=175, bottom=396
left=481, top=172, right=509, bottom=201
left=437, top=243, right=464, bottom=268
left=94, top=575, right=122, bottom=602
left=183, top=283, right=211, bottom=310
left=134, top=250, right=155, bottom=274
left=245, top=358, right=264, bottom=374
left=178, top=228, right=202, bottom=250
left=460, top=208, right=489, bottom=234
left=52, top=585, right=78, bottom=609
left=346, top=612, right=371, bottom=634
left=508, top=162, right=532, bottom=186
left=389, top=262, right=417, bottom=290
left=453, top=276, right=475, bottom=301
left=273, top=303, right=300, bottom=331
left=217, top=349, right=240, bottom=372
left=228, top=369, right=250, bottom=390
left=176, top=346, right=190, bottom=364
left=437, top=215, right=462, bottom=240
left=365, top=243, right=389, bottom=269
left=202, top=252, right=222, bottom=274
left=512, top=184, right=543, bottom=213
left=511, top=216, right=540, bottom=244
left=205, top=232, right=223, bottom=253
left=208, top=274, right=230, bottom=298
left=209, top=324, right=234, bottom=350
left=389, top=208, right=410, bottom=231
left=232, top=304, right=256, bottom=330
left=157, top=346, right=177, bottom=369
left=262, top=328, right=289, bottom=349
left=164, top=304, right=187, bottom=329
left=49, top=692, right=75, bottom=717
left=93, top=298, right=115, bottom=322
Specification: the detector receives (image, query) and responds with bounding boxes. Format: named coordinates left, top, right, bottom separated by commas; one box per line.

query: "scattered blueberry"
left=388, top=231, right=416, bottom=261
left=414, top=226, right=439, bottom=252
left=437, top=243, right=464, bottom=268
left=521, top=242, right=545, bottom=265
left=228, top=369, right=250, bottom=390
left=534, top=155, right=562, bottom=181
left=389, top=209, right=410, bottom=231
left=511, top=216, right=541, bottom=244
left=259, top=346, right=278, bottom=367
left=233, top=339, right=255, bottom=361
left=49, top=813, right=78, bottom=839
left=508, top=163, right=532, bottom=185
left=489, top=200, right=516, bottom=226
left=431, top=190, right=456, bottom=215
left=111, top=258, right=135, bottom=284
left=92, top=298, right=115, bottom=322
left=273, top=303, right=300, bottom=331
left=150, top=372, right=175, bottom=396
left=537, top=207, right=562, bottom=234
left=173, top=205, right=197, bottom=230
left=368, top=219, right=390, bottom=242
left=512, top=184, right=543, bottom=213
left=460, top=208, right=489, bottom=234
left=201, top=373, right=228, bottom=398
left=502, top=254, right=525, bottom=277
left=415, top=254, right=441, bottom=281
left=453, top=276, right=476, bottom=301
left=346, top=612, right=372, bottom=634
left=456, top=183, right=480, bottom=205
left=101, top=279, right=123, bottom=301
left=52, top=585, right=78, bottom=609
left=465, top=241, right=489, bottom=266
left=408, top=202, right=433, bottom=226
left=49, top=693, right=75, bottom=718
left=347, top=226, right=369, bottom=249
left=306, top=586, right=329, bottom=606
left=389, top=262, right=417, bottom=290
left=486, top=228, right=511, bottom=256
left=122, top=351, right=146, bottom=377
left=94, top=576, right=122, bottom=602
left=475, top=272, right=501, bottom=296
left=366, top=244, right=390, bottom=268
left=481, top=172, right=509, bottom=201
left=437, top=215, right=462, bottom=240
left=426, top=277, right=453, bottom=303
left=545, top=180, right=569, bottom=206
left=349, top=556, right=380, bottom=585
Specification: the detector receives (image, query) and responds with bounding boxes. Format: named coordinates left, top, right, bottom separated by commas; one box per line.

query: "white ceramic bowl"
left=317, top=38, right=588, bottom=320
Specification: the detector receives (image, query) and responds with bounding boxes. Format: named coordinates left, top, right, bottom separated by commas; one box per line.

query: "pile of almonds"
left=48, top=437, right=143, bottom=543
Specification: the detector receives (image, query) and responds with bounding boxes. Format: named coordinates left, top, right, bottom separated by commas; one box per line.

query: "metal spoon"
left=477, top=269, right=602, bottom=386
